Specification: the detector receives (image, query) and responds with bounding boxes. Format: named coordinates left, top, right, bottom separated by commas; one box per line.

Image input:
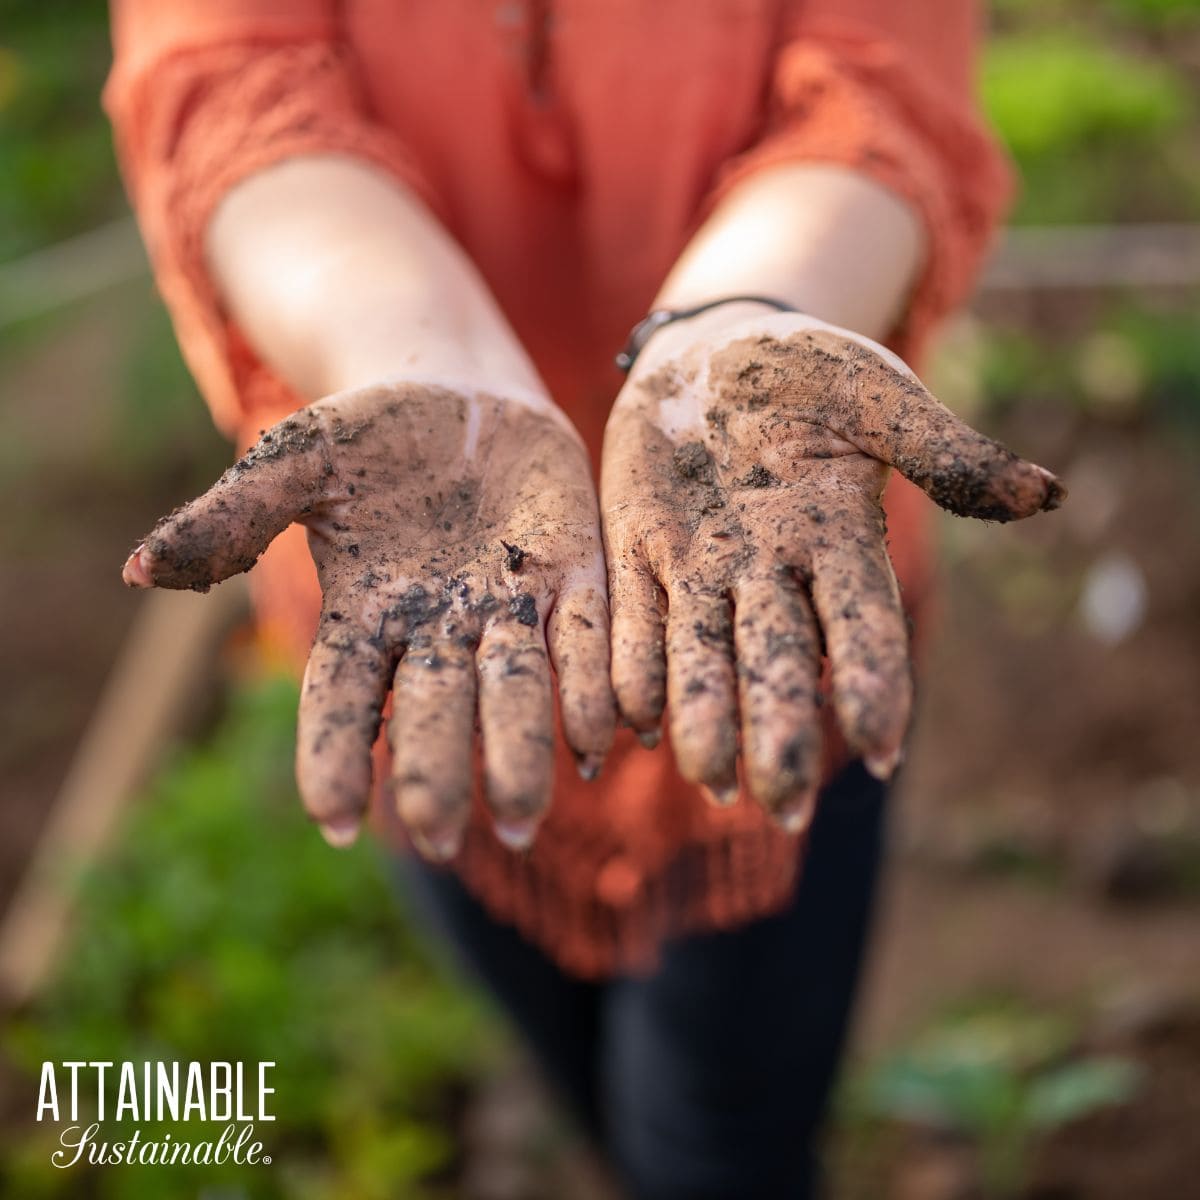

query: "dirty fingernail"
left=772, top=789, right=817, bottom=834
left=576, top=753, right=604, bottom=782
left=318, top=815, right=361, bottom=848
left=637, top=729, right=661, bottom=750
left=122, top=544, right=154, bottom=588
left=494, top=817, right=540, bottom=851
left=411, top=825, right=463, bottom=862
left=700, top=781, right=739, bottom=807
left=864, top=746, right=903, bottom=781
left=776, top=806, right=813, bottom=836
left=1036, top=467, right=1067, bottom=511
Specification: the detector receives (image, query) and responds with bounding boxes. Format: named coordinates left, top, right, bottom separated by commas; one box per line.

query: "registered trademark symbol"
left=263, top=1156, right=272, bottom=1164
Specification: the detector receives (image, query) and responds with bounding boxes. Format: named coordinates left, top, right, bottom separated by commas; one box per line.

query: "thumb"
left=124, top=412, right=328, bottom=592
left=863, top=379, right=1066, bottom=523
left=839, top=348, right=1064, bottom=522
left=757, top=329, right=1066, bottom=522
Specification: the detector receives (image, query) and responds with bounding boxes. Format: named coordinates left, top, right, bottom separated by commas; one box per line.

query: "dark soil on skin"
left=3, top=305, right=1197, bottom=1199
left=501, top=540, right=528, bottom=572
left=711, top=331, right=1064, bottom=521
left=671, top=440, right=713, bottom=481
left=738, top=464, right=777, bottom=488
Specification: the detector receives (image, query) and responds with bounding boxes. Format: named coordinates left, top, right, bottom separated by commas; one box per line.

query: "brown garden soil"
left=1, top=296, right=1198, bottom=1197
left=825, top=1003, right=1200, bottom=1200
left=1035, top=1007, right=1200, bottom=1199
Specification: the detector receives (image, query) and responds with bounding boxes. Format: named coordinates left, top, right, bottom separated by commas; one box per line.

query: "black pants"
left=397, top=762, right=887, bottom=1200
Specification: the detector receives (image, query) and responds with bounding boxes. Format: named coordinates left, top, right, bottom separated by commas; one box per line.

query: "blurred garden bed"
left=0, top=678, right=502, bottom=1200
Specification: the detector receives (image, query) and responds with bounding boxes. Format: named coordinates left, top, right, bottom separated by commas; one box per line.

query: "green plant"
left=982, top=31, right=1198, bottom=224
left=1110, top=303, right=1200, bottom=428
left=984, top=33, right=1187, bottom=161
left=993, top=0, right=1200, bottom=31
left=976, top=328, right=1068, bottom=416
left=0, top=0, right=122, bottom=261
left=104, top=292, right=230, bottom=487
left=0, top=675, right=501, bottom=1199
left=857, top=1000, right=1140, bottom=1198
left=1104, top=0, right=1200, bottom=31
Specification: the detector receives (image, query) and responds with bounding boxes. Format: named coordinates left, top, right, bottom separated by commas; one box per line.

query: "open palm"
left=125, top=383, right=615, bottom=856
left=602, top=313, right=1064, bottom=829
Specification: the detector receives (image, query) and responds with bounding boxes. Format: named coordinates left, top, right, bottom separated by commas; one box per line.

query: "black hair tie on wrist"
left=614, top=295, right=800, bottom=373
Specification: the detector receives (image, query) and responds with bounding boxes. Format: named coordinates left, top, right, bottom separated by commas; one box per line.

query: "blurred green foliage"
left=993, top=0, right=1200, bottom=33
left=0, top=0, right=120, bottom=261
left=983, top=34, right=1187, bottom=160
left=1109, top=305, right=1200, bottom=424
left=106, top=292, right=227, bottom=483
left=1104, top=0, right=1200, bottom=29
left=983, top=31, right=1198, bottom=223
left=975, top=301, right=1200, bottom=431
left=0, top=677, right=501, bottom=1200
left=849, top=999, right=1140, bottom=1199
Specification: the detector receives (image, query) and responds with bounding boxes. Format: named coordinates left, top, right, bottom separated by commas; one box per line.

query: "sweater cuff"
left=703, top=27, right=1015, bottom=366
left=104, top=39, right=441, bottom=438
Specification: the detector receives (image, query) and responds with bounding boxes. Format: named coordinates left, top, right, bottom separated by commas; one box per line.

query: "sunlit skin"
left=123, top=157, right=1063, bottom=851
left=125, top=385, right=613, bottom=859
left=600, top=164, right=1061, bottom=828
left=603, top=310, right=1062, bottom=829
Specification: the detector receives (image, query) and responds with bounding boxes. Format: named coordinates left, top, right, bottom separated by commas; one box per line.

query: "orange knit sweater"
left=105, top=0, right=1012, bottom=978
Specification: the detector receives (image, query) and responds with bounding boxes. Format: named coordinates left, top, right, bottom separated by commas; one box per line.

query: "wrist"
left=319, top=352, right=581, bottom=447
left=625, top=300, right=782, bottom=381
left=651, top=164, right=924, bottom=348
left=618, top=297, right=798, bottom=375
left=321, top=303, right=545, bottom=401
left=207, top=155, right=552, bottom=404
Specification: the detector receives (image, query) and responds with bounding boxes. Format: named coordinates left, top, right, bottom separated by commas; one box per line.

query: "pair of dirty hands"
left=124, top=312, right=1063, bottom=857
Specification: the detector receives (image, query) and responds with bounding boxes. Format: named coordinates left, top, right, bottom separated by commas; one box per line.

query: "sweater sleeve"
left=103, top=0, right=439, bottom=437
left=704, top=2, right=1014, bottom=364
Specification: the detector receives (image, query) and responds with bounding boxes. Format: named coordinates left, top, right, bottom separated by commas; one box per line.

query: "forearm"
left=206, top=154, right=546, bottom=402
left=649, top=163, right=926, bottom=357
